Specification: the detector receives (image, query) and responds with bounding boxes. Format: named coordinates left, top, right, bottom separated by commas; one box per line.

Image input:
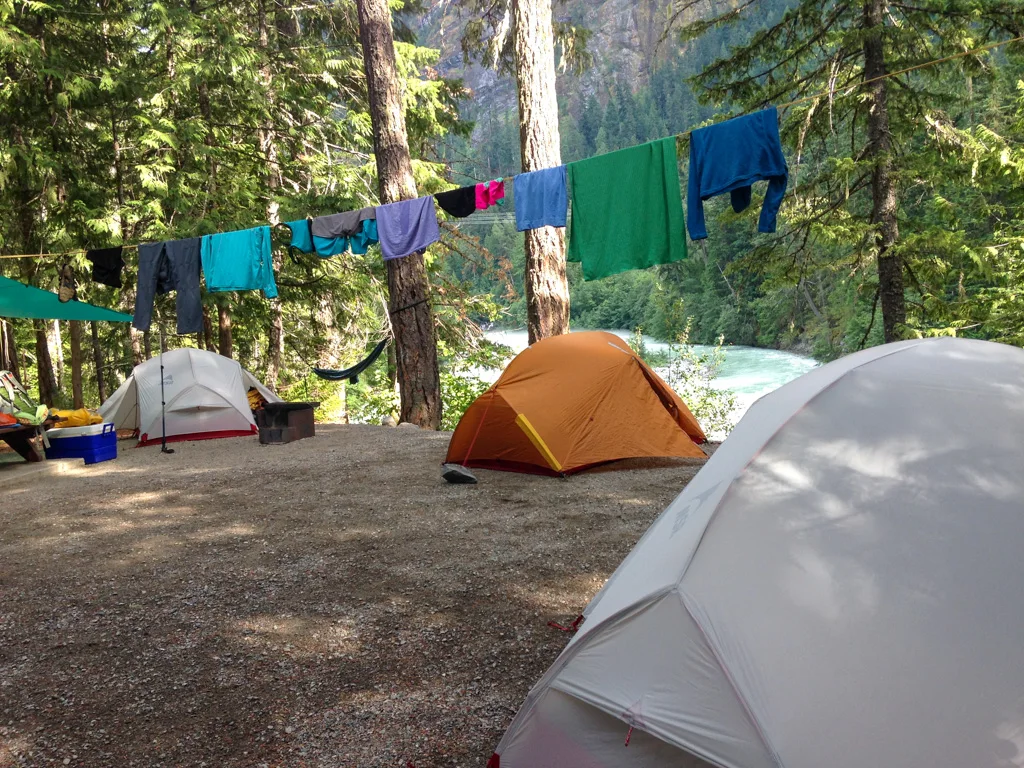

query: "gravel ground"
left=0, top=425, right=707, bottom=767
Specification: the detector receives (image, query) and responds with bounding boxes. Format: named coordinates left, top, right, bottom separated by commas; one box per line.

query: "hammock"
left=313, top=338, right=389, bottom=383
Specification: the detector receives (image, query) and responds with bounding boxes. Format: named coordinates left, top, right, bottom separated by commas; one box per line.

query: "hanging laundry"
left=134, top=237, right=203, bottom=334
left=566, top=137, right=687, bottom=281
left=285, top=219, right=314, bottom=255
left=687, top=106, right=788, bottom=240
left=434, top=186, right=477, bottom=218
left=347, top=218, right=379, bottom=255
left=475, top=179, right=505, bottom=210
left=311, top=206, right=375, bottom=236
left=375, top=196, right=440, bottom=261
left=296, top=207, right=379, bottom=258
left=201, top=226, right=278, bottom=298
left=513, top=166, right=568, bottom=231
left=86, top=246, right=124, bottom=288
left=307, top=218, right=378, bottom=258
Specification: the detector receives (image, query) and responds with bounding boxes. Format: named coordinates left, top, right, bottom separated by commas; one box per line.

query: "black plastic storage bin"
left=256, top=401, right=318, bottom=444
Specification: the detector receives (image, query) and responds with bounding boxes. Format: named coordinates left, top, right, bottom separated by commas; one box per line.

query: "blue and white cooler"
left=45, top=423, right=117, bottom=465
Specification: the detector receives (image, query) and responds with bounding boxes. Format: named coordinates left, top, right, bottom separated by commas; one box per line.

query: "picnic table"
left=0, top=423, right=45, bottom=462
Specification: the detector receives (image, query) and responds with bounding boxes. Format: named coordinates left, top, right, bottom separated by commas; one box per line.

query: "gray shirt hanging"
left=311, top=206, right=376, bottom=238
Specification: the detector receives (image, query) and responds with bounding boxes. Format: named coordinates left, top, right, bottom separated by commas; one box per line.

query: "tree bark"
left=863, top=0, right=905, bottom=342
left=91, top=321, right=106, bottom=403
left=1, top=320, right=20, bottom=380
left=34, top=321, right=58, bottom=405
left=356, top=0, right=441, bottom=428
left=201, top=307, right=215, bottom=352
left=217, top=297, right=234, bottom=358
left=128, top=324, right=143, bottom=367
left=51, top=320, right=64, bottom=390
left=514, top=0, right=570, bottom=344
left=257, top=0, right=284, bottom=388
left=69, top=320, right=84, bottom=408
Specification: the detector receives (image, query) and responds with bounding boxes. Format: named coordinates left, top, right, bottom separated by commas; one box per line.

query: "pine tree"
left=356, top=0, right=442, bottom=428
left=674, top=0, right=1023, bottom=343
left=457, top=0, right=591, bottom=342
left=578, top=94, right=602, bottom=156
left=0, top=0, right=472, bottom=416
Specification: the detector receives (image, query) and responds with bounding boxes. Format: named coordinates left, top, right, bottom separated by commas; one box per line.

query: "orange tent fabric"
left=446, top=331, right=707, bottom=475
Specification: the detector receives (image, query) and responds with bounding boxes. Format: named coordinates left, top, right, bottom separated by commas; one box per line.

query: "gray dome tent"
left=492, top=338, right=1024, bottom=768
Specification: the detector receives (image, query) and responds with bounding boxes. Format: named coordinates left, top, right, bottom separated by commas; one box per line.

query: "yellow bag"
left=51, top=408, right=103, bottom=427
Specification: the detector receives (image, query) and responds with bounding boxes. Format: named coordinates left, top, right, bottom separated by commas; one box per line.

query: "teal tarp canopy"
left=0, top=275, right=133, bottom=322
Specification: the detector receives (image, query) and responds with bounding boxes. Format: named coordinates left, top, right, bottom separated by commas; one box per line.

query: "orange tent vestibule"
left=446, top=331, right=707, bottom=476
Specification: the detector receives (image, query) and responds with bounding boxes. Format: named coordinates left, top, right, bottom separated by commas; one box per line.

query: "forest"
left=2, top=0, right=1023, bottom=425
left=442, top=0, right=1024, bottom=359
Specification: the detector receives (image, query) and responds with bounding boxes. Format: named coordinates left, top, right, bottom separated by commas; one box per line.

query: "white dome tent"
left=491, top=338, right=1024, bottom=768
left=101, top=348, right=279, bottom=446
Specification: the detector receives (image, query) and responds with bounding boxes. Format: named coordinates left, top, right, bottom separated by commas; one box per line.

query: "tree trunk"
left=266, top=257, right=284, bottom=386
left=51, top=320, right=65, bottom=390
left=91, top=321, right=107, bottom=403
left=863, top=0, right=905, bottom=343
left=386, top=342, right=397, bottom=390
left=69, top=320, right=84, bottom=408
left=1, top=320, right=20, bottom=380
left=257, top=0, right=284, bottom=388
left=217, top=297, right=234, bottom=358
left=34, top=321, right=58, bottom=405
left=143, top=330, right=152, bottom=359
left=514, top=0, right=570, bottom=344
left=356, top=0, right=441, bottom=428
left=201, top=307, right=215, bottom=352
left=129, top=325, right=143, bottom=367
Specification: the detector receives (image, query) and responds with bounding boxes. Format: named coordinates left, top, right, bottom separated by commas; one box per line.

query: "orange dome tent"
left=446, top=331, right=707, bottom=476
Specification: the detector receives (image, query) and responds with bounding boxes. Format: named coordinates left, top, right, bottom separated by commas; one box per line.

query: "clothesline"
left=2, top=34, right=1020, bottom=264
left=0, top=245, right=139, bottom=261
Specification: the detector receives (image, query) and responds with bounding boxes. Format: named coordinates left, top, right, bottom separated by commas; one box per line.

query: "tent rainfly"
left=100, top=348, right=279, bottom=445
left=491, top=337, right=1024, bottom=768
left=446, top=331, right=706, bottom=475
left=0, top=275, right=133, bottom=322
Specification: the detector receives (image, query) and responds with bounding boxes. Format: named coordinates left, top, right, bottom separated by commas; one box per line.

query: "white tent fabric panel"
left=500, top=689, right=716, bottom=767
left=99, top=377, right=138, bottom=431
left=494, top=338, right=1024, bottom=768
left=679, top=339, right=1024, bottom=768
left=552, top=595, right=776, bottom=768
left=242, top=369, right=281, bottom=405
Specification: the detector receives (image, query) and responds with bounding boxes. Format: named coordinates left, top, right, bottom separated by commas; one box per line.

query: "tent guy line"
left=1, top=34, right=1019, bottom=264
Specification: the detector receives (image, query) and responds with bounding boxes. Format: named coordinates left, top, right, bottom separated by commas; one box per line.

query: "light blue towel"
left=513, top=166, right=568, bottom=231
left=687, top=106, right=788, bottom=240
left=201, top=225, right=278, bottom=299
left=376, top=196, right=439, bottom=261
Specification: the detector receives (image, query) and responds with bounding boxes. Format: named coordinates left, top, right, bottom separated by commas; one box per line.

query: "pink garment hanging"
left=475, top=179, right=505, bottom=210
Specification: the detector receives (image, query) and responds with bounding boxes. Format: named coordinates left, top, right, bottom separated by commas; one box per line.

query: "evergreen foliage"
left=0, top=0, right=497, bottom=418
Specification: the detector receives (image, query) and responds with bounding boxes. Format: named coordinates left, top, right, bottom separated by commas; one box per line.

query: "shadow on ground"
left=0, top=425, right=703, bottom=767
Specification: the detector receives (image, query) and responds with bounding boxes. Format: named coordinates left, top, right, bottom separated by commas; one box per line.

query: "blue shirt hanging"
left=513, top=166, right=568, bottom=231
left=687, top=106, right=788, bottom=240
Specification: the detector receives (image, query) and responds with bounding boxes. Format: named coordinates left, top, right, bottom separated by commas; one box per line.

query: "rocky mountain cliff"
left=411, top=0, right=700, bottom=120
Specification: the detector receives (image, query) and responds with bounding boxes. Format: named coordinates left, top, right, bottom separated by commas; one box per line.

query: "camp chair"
left=0, top=370, right=49, bottom=426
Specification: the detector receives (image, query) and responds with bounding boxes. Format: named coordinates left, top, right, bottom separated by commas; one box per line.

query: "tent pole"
left=159, top=319, right=174, bottom=455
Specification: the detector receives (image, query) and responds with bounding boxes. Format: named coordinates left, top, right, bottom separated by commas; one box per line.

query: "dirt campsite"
left=0, top=425, right=709, bottom=767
